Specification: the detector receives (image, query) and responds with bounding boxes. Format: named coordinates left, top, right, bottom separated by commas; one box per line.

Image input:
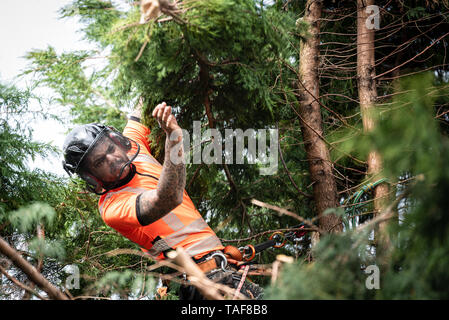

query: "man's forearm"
left=156, top=131, right=186, bottom=205
left=137, top=132, right=186, bottom=226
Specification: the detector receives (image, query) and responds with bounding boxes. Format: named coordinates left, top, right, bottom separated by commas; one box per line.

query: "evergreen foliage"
left=266, top=74, right=449, bottom=299
left=0, top=80, right=152, bottom=299
left=24, top=0, right=308, bottom=263
left=1, top=0, right=449, bottom=300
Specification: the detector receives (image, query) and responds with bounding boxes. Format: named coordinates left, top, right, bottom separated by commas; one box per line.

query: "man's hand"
left=152, top=102, right=181, bottom=135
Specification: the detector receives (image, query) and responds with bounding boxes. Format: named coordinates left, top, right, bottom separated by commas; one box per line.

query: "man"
left=62, top=100, right=262, bottom=299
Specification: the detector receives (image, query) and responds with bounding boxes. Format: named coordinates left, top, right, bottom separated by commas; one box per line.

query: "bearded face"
left=85, top=136, right=132, bottom=183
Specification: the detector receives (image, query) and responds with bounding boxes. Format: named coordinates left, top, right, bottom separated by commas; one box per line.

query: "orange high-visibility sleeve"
left=123, top=119, right=151, bottom=155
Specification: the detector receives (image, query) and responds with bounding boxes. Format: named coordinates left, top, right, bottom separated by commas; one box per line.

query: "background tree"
left=2, top=0, right=449, bottom=299
left=266, top=73, right=449, bottom=299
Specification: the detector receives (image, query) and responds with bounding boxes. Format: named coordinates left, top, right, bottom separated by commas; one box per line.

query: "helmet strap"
left=99, top=163, right=137, bottom=194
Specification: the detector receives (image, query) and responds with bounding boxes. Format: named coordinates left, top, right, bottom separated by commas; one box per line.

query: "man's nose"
left=106, top=154, right=117, bottom=163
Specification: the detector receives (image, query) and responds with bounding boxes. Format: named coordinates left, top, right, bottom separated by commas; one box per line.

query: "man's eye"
left=95, top=159, right=105, bottom=167
left=107, top=145, right=115, bottom=153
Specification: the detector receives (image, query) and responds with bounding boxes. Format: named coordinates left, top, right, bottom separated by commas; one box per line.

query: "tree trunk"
left=356, top=0, right=390, bottom=245
left=297, top=0, right=342, bottom=238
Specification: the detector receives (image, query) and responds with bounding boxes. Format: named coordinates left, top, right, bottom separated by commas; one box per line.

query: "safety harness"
left=195, top=224, right=309, bottom=273
left=191, top=224, right=309, bottom=297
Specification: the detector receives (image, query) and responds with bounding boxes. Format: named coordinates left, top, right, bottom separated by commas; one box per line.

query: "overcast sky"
left=0, top=0, right=93, bottom=175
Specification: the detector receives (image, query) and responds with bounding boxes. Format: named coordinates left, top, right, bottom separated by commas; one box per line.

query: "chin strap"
left=98, top=163, right=138, bottom=195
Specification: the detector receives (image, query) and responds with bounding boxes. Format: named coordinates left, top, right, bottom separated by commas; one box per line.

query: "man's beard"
left=102, top=162, right=136, bottom=190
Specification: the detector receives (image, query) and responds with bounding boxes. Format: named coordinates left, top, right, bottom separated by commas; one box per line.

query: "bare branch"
left=250, top=199, right=324, bottom=234
left=0, top=265, right=48, bottom=300
left=167, top=247, right=248, bottom=300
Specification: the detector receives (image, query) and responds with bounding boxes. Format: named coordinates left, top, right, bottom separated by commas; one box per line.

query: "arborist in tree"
left=61, top=99, right=263, bottom=300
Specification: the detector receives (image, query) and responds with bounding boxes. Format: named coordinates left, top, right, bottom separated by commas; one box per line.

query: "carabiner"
left=269, top=231, right=287, bottom=248
left=240, top=244, right=256, bottom=262
left=210, top=251, right=228, bottom=271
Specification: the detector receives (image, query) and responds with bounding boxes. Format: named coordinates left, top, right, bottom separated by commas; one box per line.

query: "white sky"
left=0, top=0, right=93, bottom=175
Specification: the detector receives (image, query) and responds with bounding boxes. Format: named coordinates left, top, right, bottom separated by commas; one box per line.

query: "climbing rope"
left=220, top=179, right=389, bottom=264
left=344, top=178, right=389, bottom=228
left=232, top=265, right=250, bottom=300
left=212, top=178, right=390, bottom=280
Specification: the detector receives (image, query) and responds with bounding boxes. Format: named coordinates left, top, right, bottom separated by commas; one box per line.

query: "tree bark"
left=356, top=0, right=389, bottom=215
left=356, top=0, right=390, bottom=254
left=297, top=0, right=342, bottom=238
left=0, top=236, right=69, bottom=300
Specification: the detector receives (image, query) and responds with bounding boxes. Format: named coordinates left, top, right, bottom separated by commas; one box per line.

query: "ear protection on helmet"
left=79, top=171, right=107, bottom=195
left=63, top=159, right=106, bottom=195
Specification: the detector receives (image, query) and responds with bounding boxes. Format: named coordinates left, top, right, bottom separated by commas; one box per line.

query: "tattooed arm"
left=136, top=102, right=186, bottom=226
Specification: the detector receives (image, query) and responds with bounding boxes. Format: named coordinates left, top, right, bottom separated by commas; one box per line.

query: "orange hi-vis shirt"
left=98, top=120, right=224, bottom=260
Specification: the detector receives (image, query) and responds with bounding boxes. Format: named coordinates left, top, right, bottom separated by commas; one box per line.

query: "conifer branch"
left=277, top=128, right=312, bottom=198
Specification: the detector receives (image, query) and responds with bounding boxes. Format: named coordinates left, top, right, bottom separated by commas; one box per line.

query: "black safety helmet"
left=62, top=123, right=139, bottom=194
